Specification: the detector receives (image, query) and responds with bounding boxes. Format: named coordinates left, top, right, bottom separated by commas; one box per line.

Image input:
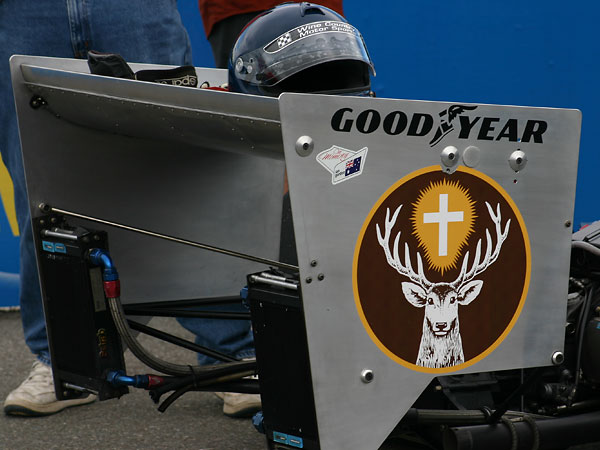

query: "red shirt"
left=198, top=0, right=344, bottom=37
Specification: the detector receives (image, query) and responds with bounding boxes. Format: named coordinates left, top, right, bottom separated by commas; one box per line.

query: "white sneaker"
left=4, top=361, right=96, bottom=416
left=215, top=358, right=261, bottom=418
left=220, top=392, right=261, bottom=418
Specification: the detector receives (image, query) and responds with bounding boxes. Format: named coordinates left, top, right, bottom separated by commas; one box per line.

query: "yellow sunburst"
left=411, top=179, right=476, bottom=275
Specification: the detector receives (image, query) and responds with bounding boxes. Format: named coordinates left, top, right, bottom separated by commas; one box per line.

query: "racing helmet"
left=228, top=2, right=375, bottom=96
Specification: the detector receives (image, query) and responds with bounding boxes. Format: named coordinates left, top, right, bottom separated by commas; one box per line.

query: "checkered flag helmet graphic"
left=277, top=32, right=292, bottom=48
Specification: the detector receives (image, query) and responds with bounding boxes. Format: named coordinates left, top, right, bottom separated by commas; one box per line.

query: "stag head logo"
left=376, top=200, right=509, bottom=368
left=354, top=167, right=530, bottom=373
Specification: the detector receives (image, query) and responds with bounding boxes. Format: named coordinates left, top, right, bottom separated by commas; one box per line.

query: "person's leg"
left=0, top=0, right=193, bottom=416
left=87, top=0, right=192, bottom=66
left=0, top=0, right=77, bottom=367
left=0, top=0, right=93, bottom=416
left=176, top=304, right=255, bottom=365
left=87, top=1, right=260, bottom=366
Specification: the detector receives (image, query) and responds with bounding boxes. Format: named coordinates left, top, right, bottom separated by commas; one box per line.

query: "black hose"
left=570, top=284, right=595, bottom=405
left=107, top=295, right=255, bottom=378
left=572, top=240, right=600, bottom=257
left=158, top=385, right=193, bottom=413
left=501, top=417, right=518, bottom=450
left=522, top=415, right=540, bottom=450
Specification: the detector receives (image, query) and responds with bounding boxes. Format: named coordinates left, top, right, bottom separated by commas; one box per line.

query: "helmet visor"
left=234, top=20, right=374, bottom=87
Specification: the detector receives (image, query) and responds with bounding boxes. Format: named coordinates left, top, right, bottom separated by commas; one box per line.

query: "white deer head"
left=376, top=201, right=510, bottom=368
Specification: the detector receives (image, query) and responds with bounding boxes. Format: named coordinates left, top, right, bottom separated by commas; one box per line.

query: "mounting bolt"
left=310, top=260, right=318, bottom=267
left=305, top=276, right=313, bottom=284
left=551, top=351, right=564, bottom=366
left=565, top=220, right=572, bottom=228
left=295, top=136, right=314, bottom=157
left=317, top=273, right=325, bottom=281
left=440, top=146, right=460, bottom=174
left=508, top=150, right=528, bottom=172
left=360, top=369, right=374, bottom=383
left=30, top=95, right=47, bottom=109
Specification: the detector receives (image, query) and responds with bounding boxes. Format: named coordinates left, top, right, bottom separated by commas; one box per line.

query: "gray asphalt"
left=0, top=311, right=266, bottom=450
left=3, top=310, right=600, bottom=450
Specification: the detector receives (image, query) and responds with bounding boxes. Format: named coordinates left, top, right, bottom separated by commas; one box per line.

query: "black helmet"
left=228, top=2, right=375, bottom=96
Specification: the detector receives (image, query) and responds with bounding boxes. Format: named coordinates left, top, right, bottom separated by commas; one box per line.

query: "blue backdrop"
left=178, top=0, right=598, bottom=229
left=0, top=1, right=596, bottom=307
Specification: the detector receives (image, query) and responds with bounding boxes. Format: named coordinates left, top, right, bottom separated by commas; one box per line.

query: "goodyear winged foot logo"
left=330, top=104, right=548, bottom=148
left=354, top=167, right=531, bottom=373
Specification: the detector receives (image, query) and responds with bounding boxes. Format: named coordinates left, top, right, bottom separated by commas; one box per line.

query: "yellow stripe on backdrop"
left=0, top=157, right=19, bottom=237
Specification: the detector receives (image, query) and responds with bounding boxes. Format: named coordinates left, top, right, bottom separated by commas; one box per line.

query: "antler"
left=451, top=202, right=510, bottom=288
left=376, top=206, right=433, bottom=289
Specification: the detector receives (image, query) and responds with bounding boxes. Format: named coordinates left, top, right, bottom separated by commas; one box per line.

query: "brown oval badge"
left=354, top=166, right=531, bottom=373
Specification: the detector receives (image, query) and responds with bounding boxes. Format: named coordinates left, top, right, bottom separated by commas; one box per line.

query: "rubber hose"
left=107, top=296, right=254, bottom=377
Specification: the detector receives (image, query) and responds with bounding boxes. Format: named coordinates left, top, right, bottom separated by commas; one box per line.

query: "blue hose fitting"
left=88, top=248, right=120, bottom=297
left=88, top=248, right=119, bottom=281
left=107, top=370, right=150, bottom=389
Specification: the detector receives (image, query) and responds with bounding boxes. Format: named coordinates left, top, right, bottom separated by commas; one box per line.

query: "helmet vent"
left=300, top=3, right=326, bottom=17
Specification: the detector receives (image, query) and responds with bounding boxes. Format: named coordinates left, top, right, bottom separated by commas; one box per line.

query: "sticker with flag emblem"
left=316, top=145, right=368, bottom=185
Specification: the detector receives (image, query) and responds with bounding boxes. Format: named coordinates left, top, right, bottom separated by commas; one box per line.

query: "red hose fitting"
left=103, top=279, right=121, bottom=298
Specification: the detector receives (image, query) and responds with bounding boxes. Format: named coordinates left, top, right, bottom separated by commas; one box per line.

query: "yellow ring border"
left=352, top=165, right=532, bottom=374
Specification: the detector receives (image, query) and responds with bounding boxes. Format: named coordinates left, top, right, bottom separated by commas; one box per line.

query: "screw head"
left=440, top=146, right=460, bottom=173
left=317, top=273, right=325, bottom=281
left=305, top=277, right=313, bottom=284
left=310, top=260, right=318, bottom=267
left=295, top=136, right=314, bottom=157
left=551, top=351, right=565, bottom=365
left=360, top=369, right=374, bottom=383
left=508, top=150, right=527, bottom=172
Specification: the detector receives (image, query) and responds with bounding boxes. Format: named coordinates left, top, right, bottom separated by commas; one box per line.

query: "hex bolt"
left=361, top=369, right=374, bottom=383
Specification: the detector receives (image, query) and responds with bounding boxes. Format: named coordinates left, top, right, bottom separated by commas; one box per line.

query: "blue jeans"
left=177, top=304, right=255, bottom=365
left=0, top=0, right=254, bottom=365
